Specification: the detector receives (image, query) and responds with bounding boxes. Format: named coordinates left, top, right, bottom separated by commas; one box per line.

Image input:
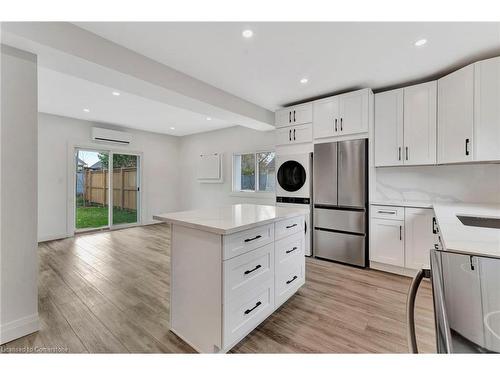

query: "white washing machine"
left=275, top=153, right=313, bottom=256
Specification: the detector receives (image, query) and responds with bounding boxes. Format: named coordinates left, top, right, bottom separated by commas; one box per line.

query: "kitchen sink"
left=457, top=215, right=500, bottom=229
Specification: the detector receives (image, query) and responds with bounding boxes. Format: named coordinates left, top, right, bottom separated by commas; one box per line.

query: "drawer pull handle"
left=286, top=246, right=298, bottom=254
left=244, top=235, right=262, bottom=243
left=286, top=223, right=298, bottom=229
left=377, top=210, right=396, bottom=215
left=244, top=301, right=262, bottom=315
left=286, top=275, right=298, bottom=285
left=244, top=264, right=262, bottom=275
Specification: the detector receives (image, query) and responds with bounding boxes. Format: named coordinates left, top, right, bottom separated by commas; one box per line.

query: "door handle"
left=286, top=223, right=297, bottom=229
left=405, top=146, right=409, bottom=161
left=334, top=118, right=338, bottom=132
left=244, top=301, right=262, bottom=315
left=432, top=217, right=438, bottom=234
left=465, top=138, right=470, bottom=156
left=340, top=117, right=343, bottom=131
left=398, top=147, right=401, bottom=161
left=293, top=128, right=296, bottom=141
left=289, top=129, right=291, bottom=142
left=289, top=111, right=291, bottom=123
left=286, top=275, right=298, bottom=285
left=399, top=225, right=402, bottom=241
left=286, top=246, right=298, bottom=254
left=244, top=235, right=262, bottom=243
left=244, top=264, right=262, bottom=275
left=377, top=210, right=396, bottom=215
left=293, top=110, right=296, bottom=122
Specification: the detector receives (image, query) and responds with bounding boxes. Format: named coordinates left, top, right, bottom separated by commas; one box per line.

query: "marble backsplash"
left=374, top=163, right=500, bottom=204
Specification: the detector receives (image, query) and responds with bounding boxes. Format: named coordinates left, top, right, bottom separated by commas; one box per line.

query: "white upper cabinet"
left=313, top=89, right=370, bottom=140
left=312, top=97, right=340, bottom=139
left=275, top=103, right=312, bottom=128
left=374, top=89, right=404, bottom=166
left=403, top=81, right=437, bottom=165
left=374, top=82, right=436, bottom=167
left=438, top=65, right=474, bottom=164
left=275, top=123, right=312, bottom=146
left=474, top=56, right=500, bottom=162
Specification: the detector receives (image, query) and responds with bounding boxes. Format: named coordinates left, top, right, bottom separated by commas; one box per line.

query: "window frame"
left=231, top=150, right=276, bottom=195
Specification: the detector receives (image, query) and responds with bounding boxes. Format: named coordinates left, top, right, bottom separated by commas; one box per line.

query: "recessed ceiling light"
left=242, top=29, right=253, bottom=38
left=83, top=108, right=90, bottom=113
left=415, top=38, right=427, bottom=47
left=300, top=78, right=309, bottom=84
left=170, top=127, right=175, bottom=130
left=206, top=117, right=212, bottom=121
left=112, top=91, right=121, bottom=96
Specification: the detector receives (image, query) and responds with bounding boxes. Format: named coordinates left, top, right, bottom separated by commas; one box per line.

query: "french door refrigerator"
left=313, top=139, right=368, bottom=267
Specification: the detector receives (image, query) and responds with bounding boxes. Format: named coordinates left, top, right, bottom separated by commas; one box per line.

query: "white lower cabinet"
left=371, top=217, right=405, bottom=267
left=370, top=205, right=438, bottom=272
left=222, top=216, right=305, bottom=351
left=404, top=208, right=438, bottom=270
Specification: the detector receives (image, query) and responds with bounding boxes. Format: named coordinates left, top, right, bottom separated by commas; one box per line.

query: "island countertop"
left=433, top=203, right=500, bottom=259
left=154, top=204, right=308, bottom=235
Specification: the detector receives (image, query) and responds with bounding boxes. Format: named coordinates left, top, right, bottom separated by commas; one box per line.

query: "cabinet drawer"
left=275, top=216, right=304, bottom=240
left=275, top=256, right=305, bottom=307
left=224, top=243, right=274, bottom=298
left=223, top=224, right=274, bottom=260
left=223, top=279, right=274, bottom=348
left=275, top=231, right=304, bottom=265
left=370, top=205, right=404, bottom=221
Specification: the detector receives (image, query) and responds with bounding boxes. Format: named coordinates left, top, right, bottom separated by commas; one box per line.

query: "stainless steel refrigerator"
left=313, top=139, right=368, bottom=267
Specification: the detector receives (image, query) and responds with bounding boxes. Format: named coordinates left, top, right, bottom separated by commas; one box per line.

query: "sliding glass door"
left=75, top=149, right=140, bottom=232
left=112, top=153, right=139, bottom=226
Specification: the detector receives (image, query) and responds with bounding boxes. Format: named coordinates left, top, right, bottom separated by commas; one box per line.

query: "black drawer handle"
left=286, top=246, right=298, bottom=254
left=286, top=223, right=297, bottom=229
left=244, top=301, right=262, bottom=315
left=244, top=264, right=262, bottom=275
left=286, top=275, right=298, bottom=285
left=244, top=235, right=262, bottom=243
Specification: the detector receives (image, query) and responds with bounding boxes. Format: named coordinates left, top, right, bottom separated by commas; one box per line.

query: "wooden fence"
left=83, top=167, right=137, bottom=210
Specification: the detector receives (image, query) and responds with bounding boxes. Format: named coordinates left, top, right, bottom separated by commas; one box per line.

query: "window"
left=233, top=151, right=275, bottom=193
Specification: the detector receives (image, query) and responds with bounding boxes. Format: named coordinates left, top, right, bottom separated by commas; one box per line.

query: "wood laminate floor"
left=1, top=224, right=435, bottom=353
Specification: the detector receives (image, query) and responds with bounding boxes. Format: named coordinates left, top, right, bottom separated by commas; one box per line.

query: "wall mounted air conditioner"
left=91, top=127, right=132, bottom=145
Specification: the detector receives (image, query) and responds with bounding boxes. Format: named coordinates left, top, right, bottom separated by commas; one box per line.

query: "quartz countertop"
left=433, top=203, right=500, bottom=259
left=153, top=204, right=308, bottom=235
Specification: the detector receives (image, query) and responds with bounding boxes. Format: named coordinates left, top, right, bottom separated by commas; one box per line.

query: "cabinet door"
left=275, top=108, right=292, bottom=128
left=370, top=218, right=404, bottom=267
left=313, top=98, right=339, bottom=139
left=403, top=81, right=437, bottom=165
left=275, top=126, right=292, bottom=146
left=291, top=123, right=312, bottom=144
left=339, top=89, right=369, bottom=136
left=438, top=65, right=474, bottom=163
left=474, top=57, right=500, bottom=162
left=404, top=208, right=438, bottom=270
left=292, top=104, right=313, bottom=125
left=374, top=89, right=404, bottom=166
left=441, top=253, right=485, bottom=347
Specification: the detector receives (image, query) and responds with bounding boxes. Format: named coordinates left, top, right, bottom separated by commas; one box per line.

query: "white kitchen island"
left=154, top=204, right=307, bottom=353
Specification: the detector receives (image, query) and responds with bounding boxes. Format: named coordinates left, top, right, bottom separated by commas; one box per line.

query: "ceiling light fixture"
left=415, top=38, right=427, bottom=47
left=206, top=117, right=212, bottom=121
left=112, top=91, right=121, bottom=96
left=242, top=29, right=253, bottom=38
left=300, top=78, right=309, bottom=84
left=170, top=127, right=175, bottom=130
left=83, top=108, right=90, bottom=113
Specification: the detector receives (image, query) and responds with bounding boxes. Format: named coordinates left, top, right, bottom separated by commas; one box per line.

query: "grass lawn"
left=76, top=205, right=137, bottom=229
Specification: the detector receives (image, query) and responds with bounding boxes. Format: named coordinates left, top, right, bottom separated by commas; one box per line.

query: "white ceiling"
left=38, top=67, right=233, bottom=136
left=76, top=22, right=500, bottom=110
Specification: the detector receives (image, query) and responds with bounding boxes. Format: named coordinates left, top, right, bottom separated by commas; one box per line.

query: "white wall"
left=38, top=113, right=180, bottom=241
left=0, top=45, right=39, bottom=344
left=375, top=163, right=500, bottom=203
left=178, top=126, right=276, bottom=210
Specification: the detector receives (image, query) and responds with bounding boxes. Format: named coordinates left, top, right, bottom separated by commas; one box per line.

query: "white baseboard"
left=370, top=261, right=418, bottom=278
left=0, top=313, right=39, bottom=345
left=38, top=233, right=70, bottom=243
